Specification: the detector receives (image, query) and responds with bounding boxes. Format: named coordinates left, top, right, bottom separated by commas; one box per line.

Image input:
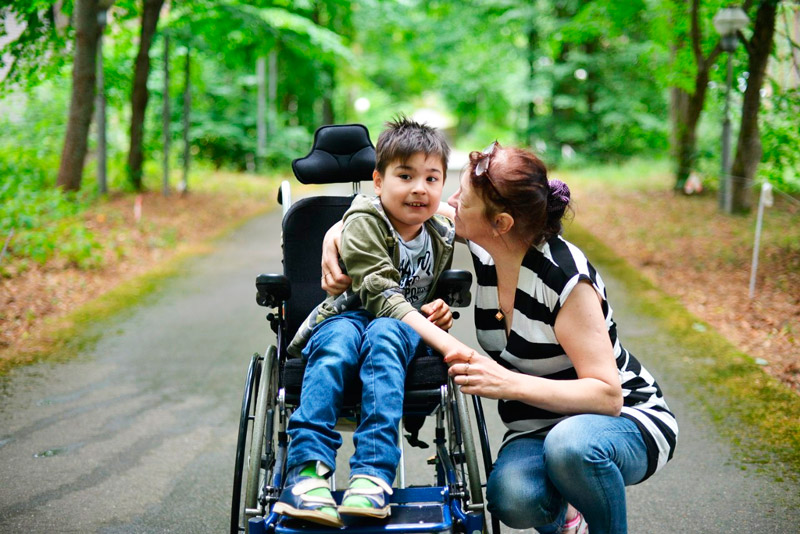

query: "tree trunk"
left=672, top=67, right=710, bottom=190
left=527, top=25, right=537, bottom=147
left=162, top=32, right=170, bottom=197
left=320, top=64, right=335, bottom=125
left=730, top=0, right=778, bottom=213
left=56, top=0, right=100, bottom=192
left=670, top=0, right=722, bottom=191
left=127, top=0, right=165, bottom=191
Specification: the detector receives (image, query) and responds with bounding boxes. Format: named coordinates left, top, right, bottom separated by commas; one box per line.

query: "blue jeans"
left=486, top=414, right=648, bottom=534
left=286, top=310, right=427, bottom=486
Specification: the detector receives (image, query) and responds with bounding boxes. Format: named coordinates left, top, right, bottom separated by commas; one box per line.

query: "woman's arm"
left=446, top=281, right=622, bottom=416
left=320, top=220, right=350, bottom=295
left=437, top=201, right=455, bottom=220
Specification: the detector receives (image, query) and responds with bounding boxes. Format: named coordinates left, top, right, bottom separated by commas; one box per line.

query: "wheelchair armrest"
left=256, top=274, right=291, bottom=308
left=433, top=269, right=472, bottom=308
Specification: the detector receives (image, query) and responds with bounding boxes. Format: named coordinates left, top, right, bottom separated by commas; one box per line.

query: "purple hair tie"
left=547, top=179, right=570, bottom=211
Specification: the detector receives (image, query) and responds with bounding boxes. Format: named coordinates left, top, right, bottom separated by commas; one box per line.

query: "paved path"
left=1, top=183, right=798, bottom=533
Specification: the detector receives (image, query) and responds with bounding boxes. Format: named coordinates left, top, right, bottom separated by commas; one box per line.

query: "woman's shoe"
left=338, top=474, right=393, bottom=519
left=273, top=477, right=343, bottom=528
left=560, top=510, right=588, bottom=534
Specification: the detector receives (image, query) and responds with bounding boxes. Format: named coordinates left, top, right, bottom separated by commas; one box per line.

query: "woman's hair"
left=468, top=144, right=571, bottom=247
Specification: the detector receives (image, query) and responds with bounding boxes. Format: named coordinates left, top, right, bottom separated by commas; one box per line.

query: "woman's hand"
left=321, top=220, right=351, bottom=295
left=420, top=298, right=453, bottom=331
left=444, top=349, right=518, bottom=399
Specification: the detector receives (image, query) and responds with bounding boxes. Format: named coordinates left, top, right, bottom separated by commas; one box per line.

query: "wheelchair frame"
left=230, top=124, right=498, bottom=534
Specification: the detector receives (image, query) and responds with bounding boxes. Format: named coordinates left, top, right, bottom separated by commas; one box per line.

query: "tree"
left=56, top=0, right=102, bottom=192
left=127, top=0, right=165, bottom=191
left=729, top=0, right=779, bottom=212
left=669, top=0, right=725, bottom=191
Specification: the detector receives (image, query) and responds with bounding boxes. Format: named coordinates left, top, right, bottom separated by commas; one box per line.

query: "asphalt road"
left=1, top=181, right=798, bottom=533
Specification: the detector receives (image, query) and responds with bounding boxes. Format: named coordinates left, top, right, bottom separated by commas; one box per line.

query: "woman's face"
left=447, top=170, right=494, bottom=243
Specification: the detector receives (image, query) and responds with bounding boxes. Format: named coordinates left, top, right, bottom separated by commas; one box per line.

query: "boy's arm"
left=340, top=214, right=415, bottom=320
left=402, top=310, right=472, bottom=357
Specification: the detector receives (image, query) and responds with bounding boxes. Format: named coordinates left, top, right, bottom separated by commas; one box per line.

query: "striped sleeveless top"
left=468, top=237, right=677, bottom=480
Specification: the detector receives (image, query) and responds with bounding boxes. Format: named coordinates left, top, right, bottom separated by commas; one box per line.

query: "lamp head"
left=713, top=7, right=749, bottom=37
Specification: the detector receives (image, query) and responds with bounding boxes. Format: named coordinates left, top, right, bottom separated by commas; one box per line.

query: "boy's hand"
left=420, top=298, right=453, bottom=331
left=321, top=221, right=351, bottom=295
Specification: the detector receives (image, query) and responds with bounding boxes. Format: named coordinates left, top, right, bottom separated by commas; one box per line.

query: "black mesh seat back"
left=282, top=196, right=354, bottom=339
left=292, top=124, right=375, bottom=185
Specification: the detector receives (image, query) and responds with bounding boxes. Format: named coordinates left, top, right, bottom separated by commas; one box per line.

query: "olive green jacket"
left=287, top=194, right=455, bottom=358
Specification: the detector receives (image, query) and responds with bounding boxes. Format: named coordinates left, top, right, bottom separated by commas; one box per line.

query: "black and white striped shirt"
left=469, top=237, right=677, bottom=480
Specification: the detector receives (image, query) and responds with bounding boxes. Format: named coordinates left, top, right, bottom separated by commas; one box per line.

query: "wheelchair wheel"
left=454, top=385, right=484, bottom=511
left=245, top=345, right=277, bottom=515
left=231, top=353, right=260, bottom=534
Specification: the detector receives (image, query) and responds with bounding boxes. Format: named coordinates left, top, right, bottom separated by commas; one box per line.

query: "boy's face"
left=373, top=153, right=445, bottom=241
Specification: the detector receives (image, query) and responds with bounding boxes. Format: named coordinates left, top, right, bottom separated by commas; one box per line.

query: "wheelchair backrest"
left=282, top=124, right=376, bottom=338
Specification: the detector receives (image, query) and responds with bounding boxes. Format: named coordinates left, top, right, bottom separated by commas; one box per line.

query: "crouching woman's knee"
left=486, top=461, right=560, bottom=529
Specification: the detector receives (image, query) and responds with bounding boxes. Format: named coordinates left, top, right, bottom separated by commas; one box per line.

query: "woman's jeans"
left=286, top=310, right=426, bottom=486
left=486, top=414, right=648, bottom=534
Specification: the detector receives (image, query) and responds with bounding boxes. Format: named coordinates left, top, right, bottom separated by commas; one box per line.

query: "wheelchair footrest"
left=250, top=487, right=454, bottom=534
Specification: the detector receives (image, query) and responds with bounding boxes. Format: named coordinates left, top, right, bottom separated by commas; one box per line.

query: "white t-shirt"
left=397, top=229, right=435, bottom=310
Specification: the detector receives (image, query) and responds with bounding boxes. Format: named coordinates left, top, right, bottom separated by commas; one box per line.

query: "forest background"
left=1, top=0, right=799, bottom=403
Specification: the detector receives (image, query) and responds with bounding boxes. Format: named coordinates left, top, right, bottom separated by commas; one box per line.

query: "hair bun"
left=547, top=179, right=570, bottom=216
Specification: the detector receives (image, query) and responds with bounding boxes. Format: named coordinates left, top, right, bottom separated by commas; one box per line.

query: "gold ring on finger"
left=465, top=375, right=470, bottom=386
left=464, top=363, right=470, bottom=375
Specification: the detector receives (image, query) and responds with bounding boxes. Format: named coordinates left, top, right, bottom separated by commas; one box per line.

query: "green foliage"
left=759, top=87, right=800, bottom=194
left=0, top=1, right=73, bottom=92
left=0, top=82, right=102, bottom=270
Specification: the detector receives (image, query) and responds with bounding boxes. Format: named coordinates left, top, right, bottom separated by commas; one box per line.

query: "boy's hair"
left=375, top=116, right=450, bottom=177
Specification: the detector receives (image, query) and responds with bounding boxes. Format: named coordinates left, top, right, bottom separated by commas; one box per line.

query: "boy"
left=274, top=118, right=455, bottom=527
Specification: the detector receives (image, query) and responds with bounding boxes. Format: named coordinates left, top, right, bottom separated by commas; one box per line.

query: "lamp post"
left=713, top=6, right=749, bottom=213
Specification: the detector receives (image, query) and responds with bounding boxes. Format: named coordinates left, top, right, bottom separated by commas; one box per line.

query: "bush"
left=0, top=85, right=102, bottom=271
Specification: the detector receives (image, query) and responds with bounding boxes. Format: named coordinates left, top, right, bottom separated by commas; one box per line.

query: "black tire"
left=245, top=345, right=277, bottom=514
left=230, top=354, right=260, bottom=534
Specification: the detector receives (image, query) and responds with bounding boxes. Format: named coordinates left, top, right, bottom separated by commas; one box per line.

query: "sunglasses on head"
left=473, top=141, right=506, bottom=203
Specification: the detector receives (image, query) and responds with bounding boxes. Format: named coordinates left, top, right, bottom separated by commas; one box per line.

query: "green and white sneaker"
left=338, top=474, right=393, bottom=519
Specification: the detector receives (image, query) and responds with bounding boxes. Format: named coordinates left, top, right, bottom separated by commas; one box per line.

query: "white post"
left=749, top=183, right=773, bottom=299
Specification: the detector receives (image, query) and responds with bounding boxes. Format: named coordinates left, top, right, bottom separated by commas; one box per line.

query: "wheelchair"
left=230, top=124, right=499, bottom=534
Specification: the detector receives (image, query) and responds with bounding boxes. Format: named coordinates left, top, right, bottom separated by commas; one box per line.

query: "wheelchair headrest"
left=292, top=124, right=376, bottom=185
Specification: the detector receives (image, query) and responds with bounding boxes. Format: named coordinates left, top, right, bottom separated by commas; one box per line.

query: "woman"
left=322, top=142, right=677, bottom=534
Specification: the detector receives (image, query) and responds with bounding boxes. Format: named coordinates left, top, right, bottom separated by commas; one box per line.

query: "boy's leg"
left=278, top=311, right=370, bottom=526
left=286, top=311, right=370, bottom=474
left=350, top=317, right=423, bottom=483
left=340, top=317, right=425, bottom=518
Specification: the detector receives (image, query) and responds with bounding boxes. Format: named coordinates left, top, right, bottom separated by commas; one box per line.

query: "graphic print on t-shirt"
left=397, top=230, right=434, bottom=309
